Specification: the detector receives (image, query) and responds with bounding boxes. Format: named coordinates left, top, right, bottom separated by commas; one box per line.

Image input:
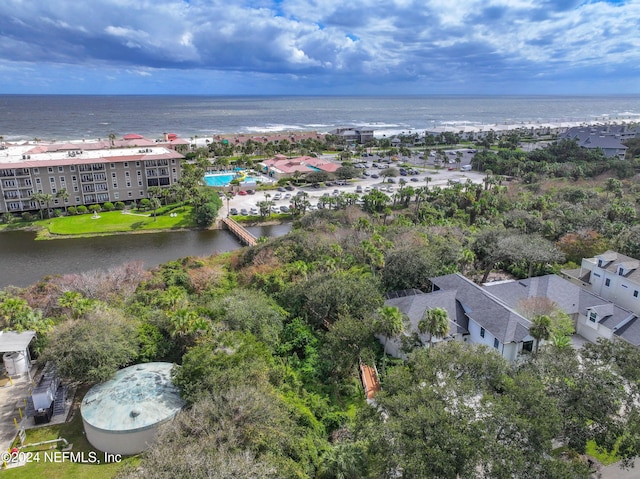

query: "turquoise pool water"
left=203, top=173, right=265, bottom=187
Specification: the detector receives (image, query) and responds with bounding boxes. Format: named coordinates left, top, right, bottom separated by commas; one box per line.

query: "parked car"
left=371, top=174, right=379, bottom=179
left=273, top=193, right=282, bottom=200
left=278, top=187, right=286, bottom=192
left=238, top=190, right=247, bottom=196
left=362, top=171, right=371, bottom=177
left=410, top=177, right=419, bottom=182
left=246, top=189, right=255, bottom=195
left=284, top=193, right=291, bottom=199
left=387, top=178, right=396, bottom=183
left=271, top=206, right=279, bottom=213
left=230, top=207, right=238, bottom=215
left=285, top=185, right=295, bottom=191
left=249, top=208, right=259, bottom=215
left=240, top=208, right=248, bottom=215
left=280, top=205, right=289, bottom=213
left=356, top=185, right=363, bottom=193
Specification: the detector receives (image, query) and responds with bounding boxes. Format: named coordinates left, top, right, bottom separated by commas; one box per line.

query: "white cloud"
left=0, top=0, right=637, bottom=93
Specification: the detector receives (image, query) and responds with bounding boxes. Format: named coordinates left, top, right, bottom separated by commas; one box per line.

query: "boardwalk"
left=221, top=217, right=258, bottom=247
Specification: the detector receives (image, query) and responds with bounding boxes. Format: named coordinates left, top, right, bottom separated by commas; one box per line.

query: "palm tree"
left=56, top=188, right=69, bottom=214
left=530, top=314, right=552, bottom=355
left=375, top=306, right=405, bottom=371
left=418, top=307, right=450, bottom=346
left=30, top=191, right=46, bottom=219
left=108, top=133, right=116, bottom=148
left=41, top=193, right=54, bottom=219
left=150, top=196, right=161, bottom=221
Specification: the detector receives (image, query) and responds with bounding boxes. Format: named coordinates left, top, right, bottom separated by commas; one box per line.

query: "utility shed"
left=80, top=362, right=184, bottom=455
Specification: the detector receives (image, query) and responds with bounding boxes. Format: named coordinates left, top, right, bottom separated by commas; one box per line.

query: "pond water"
left=0, top=223, right=291, bottom=289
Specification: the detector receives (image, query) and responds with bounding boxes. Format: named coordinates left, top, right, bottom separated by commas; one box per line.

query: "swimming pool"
left=203, top=172, right=269, bottom=187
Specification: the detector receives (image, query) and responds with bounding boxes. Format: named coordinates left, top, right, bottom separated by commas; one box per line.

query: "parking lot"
left=219, top=161, right=485, bottom=219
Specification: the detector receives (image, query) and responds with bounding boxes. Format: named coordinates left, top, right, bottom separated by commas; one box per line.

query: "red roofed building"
left=260, top=154, right=340, bottom=179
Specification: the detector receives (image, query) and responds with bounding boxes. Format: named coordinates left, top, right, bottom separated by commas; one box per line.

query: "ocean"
left=1, top=95, right=640, bottom=142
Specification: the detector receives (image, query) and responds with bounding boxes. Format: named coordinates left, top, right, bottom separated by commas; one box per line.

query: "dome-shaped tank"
left=80, top=362, right=184, bottom=455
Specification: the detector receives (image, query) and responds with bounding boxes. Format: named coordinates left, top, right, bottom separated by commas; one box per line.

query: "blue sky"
left=0, top=0, right=638, bottom=95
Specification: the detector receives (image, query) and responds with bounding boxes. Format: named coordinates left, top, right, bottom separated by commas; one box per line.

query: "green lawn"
left=34, top=207, right=195, bottom=237
left=3, top=407, right=139, bottom=479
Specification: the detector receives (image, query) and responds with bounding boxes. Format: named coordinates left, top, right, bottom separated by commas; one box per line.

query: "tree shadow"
left=130, top=221, right=145, bottom=230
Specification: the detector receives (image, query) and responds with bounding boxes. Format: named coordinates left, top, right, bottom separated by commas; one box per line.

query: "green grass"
left=33, top=207, right=196, bottom=237
left=3, top=404, right=139, bottom=479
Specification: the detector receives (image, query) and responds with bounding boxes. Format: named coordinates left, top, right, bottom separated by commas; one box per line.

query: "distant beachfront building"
left=328, top=127, right=375, bottom=145
left=210, top=131, right=325, bottom=147
left=558, top=125, right=638, bottom=159
left=259, top=154, right=340, bottom=179
left=0, top=134, right=186, bottom=215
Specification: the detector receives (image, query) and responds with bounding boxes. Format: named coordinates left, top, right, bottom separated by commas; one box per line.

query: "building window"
left=126, top=182, right=131, bottom=187
left=605, top=278, right=611, bottom=287
left=128, top=192, right=132, bottom=197
left=493, top=338, right=499, bottom=349
left=635, top=290, right=639, bottom=298
left=48, top=167, right=53, bottom=173
left=589, top=311, right=597, bottom=323
left=110, top=163, right=115, bottom=169
left=138, top=180, right=142, bottom=186
left=114, top=192, right=119, bottom=199
left=137, top=171, right=141, bottom=176
left=113, top=183, right=118, bottom=188
left=522, top=340, right=533, bottom=353
left=33, top=168, right=39, bottom=174
left=125, top=171, right=130, bottom=177
left=124, top=162, right=129, bottom=168
left=112, top=172, right=117, bottom=178
left=59, top=177, right=65, bottom=183
left=480, top=327, right=485, bottom=338
left=50, top=177, right=55, bottom=183
left=73, top=186, right=78, bottom=192
left=72, top=176, right=77, bottom=182
left=58, top=166, right=63, bottom=172
left=70, top=165, right=75, bottom=171
left=75, top=197, right=80, bottom=202
left=136, top=161, right=140, bottom=167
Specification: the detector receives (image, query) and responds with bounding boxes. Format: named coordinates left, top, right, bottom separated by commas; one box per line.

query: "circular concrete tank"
left=81, top=362, right=184, bottom=455
left=3, top=352, right=28, bottom=376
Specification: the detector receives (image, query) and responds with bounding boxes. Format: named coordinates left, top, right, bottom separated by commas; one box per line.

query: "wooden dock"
left=221, top=217, right=258, bottom=247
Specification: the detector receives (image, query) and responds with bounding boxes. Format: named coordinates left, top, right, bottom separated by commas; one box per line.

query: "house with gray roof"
left=563, top=250, right=640, bottom=317
left=485, top=273, right=640, bottom=347
left=383, top=274, right=536, bottom=361
left=559, top=125, right=633, bottom=159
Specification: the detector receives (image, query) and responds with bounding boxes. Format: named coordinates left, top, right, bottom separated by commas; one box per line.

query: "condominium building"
left=0, top=137, right=185, bottom=215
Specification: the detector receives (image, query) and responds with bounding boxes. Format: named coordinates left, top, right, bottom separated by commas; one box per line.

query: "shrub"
left=77, top=205, right=88, bottom=214
left=67, top=206, right=77, bottom=216
left=88, top=204, right=101, bottom=214
left=21, top=212, right=34, bottom=222
left=139, top=198, right=151, bottom=210
left=52, top=209, right=62, bottom=217
left=2, top=212, right=14, bottom=224
left=103, top=202, right=115, bottom=211
left=114, top=201, right=125, bottom=210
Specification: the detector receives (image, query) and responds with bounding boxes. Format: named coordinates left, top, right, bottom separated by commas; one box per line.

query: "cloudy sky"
left=0, top=0, right=638, bottom=95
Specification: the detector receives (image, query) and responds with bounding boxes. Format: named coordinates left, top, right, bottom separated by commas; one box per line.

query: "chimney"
left=163, top=132, right=169, bottom=141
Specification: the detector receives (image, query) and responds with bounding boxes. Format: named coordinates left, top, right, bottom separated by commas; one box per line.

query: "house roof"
left=594, top=250, right=640, bottom=284
left=485, top=273, right=640, bottom=346
left=385, top=289, right=467, bottom=340
left=431, top=274, right=532, bottom=343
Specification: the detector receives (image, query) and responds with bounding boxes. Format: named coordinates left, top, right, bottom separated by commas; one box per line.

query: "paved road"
left=598, top=461, right=638, bottom=479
